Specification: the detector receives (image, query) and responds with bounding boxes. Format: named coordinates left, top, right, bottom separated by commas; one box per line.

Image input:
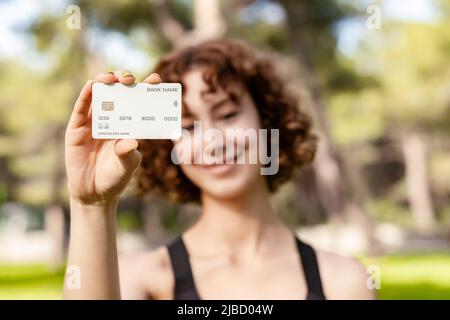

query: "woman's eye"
left=182, top=123, right=195, bottom=130
left=219, top=111, right=238, bottom=120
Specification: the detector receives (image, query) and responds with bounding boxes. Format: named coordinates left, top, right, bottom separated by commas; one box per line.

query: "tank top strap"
left=295, top=236, right=326, bottom=300
left=167, top=236, right=201, bottom=300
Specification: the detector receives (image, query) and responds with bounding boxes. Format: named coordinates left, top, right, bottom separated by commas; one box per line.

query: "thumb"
left=113, top=139, right=141, bottom=169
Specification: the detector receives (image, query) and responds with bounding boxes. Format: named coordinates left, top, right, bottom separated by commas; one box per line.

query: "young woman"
left=63, top=39, right=374, bottom=300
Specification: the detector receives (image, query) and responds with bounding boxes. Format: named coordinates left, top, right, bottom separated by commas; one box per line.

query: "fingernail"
left=120, top=71, right=133, bottom=78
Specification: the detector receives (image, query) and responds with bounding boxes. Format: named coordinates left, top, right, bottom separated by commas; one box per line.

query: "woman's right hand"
left=65, top=70, right=162, bottom=206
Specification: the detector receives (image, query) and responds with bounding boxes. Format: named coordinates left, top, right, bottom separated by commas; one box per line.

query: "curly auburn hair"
left=136, top=39, right=317, bottom=203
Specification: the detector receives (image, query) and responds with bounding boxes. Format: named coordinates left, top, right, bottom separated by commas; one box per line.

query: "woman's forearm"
left=63, top=197, right=121, bottom=299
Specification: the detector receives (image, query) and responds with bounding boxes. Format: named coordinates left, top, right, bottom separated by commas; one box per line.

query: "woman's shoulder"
left=118, top=240, right=375, bottom=300
left=314, top=247, right=375, bottom=300
left=119, top=246, right=174, bottom=299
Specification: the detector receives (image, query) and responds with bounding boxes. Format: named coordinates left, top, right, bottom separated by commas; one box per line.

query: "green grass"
left=362, top=253, right=450, bottom=299
left=0, top=264, right=64, bottom=299
left=0, top=253, right=449, bottom=299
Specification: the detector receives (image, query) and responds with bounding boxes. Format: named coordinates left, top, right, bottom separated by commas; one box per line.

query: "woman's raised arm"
left=63, top=71, right=161, bottom=299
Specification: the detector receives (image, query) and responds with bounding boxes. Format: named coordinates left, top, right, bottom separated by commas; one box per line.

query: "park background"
left=0, top=0, right=449, bottom=299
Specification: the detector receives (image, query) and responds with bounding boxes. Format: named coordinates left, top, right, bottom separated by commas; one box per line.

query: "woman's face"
left=173, top=68, right=265, bottom=200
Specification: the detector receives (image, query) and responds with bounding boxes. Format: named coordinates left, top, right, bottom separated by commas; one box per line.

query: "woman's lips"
left=198, top=147, right=245, bottom=175
left=200, top=162, right=237, bottom=175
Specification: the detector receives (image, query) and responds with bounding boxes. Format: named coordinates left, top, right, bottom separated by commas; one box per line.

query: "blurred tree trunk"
left=0, top=157, right=17, bottom=202
left=192, top=0, right=226, bottom=41
left=0, top=124, right=18, bottom=202
left=45, top=122, right=67, bottom=271
left=281, top=0, right=365, bottom=223
left=401, top=130, right=435, bottom=232
left=152, top=0, right=225, bottom=48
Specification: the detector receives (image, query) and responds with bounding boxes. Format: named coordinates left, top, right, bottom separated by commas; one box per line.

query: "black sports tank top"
left=167, top=235, right=326, bottom=300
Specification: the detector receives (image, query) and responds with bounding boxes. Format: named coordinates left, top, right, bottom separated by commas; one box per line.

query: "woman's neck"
left=186, top=179, right=289, bottom=256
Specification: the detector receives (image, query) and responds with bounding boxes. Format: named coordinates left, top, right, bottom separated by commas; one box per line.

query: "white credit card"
left=91, top=82, right=182, bottom=139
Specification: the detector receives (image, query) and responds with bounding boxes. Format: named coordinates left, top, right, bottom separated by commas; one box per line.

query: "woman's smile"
left=196, top=144, right=246, bottom=176
left=199, top=162, right=237, bottom=175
